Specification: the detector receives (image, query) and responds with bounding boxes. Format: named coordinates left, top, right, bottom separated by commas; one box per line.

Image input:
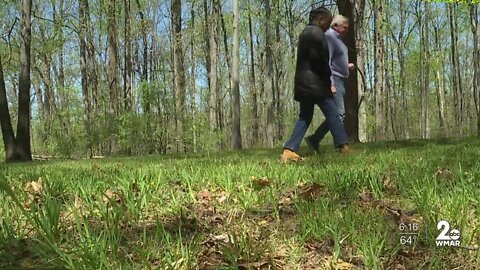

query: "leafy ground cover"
left=0, top=138, right=479, bottom=269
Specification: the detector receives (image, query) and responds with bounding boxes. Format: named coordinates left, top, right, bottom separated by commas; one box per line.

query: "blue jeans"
left=307, top=76, right=346, bottom=148
left=283, top=96, right=348, bottom=152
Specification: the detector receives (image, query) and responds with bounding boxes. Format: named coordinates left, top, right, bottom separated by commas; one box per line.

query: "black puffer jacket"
left=293, top=24, right=332, bottom=103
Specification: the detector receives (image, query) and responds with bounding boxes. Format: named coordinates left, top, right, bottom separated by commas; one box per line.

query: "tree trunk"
left=448, top=3, right=463, bottom=136
left=171, top=0, right=186, bottom=151
left=337, top=0, right=359, bottom=142
left=124, top=0, right=133, bottom=111
left=231, top=0, right=242, bottom=149
left=14, top=0, right=33, bottom=161
left=247, top=3, right=258, bottom=146
left=374, top=0, right=386, bottom=141
left=0, top=55, right=17, bottom=160
left=190, top=0, right=197, bottom=152
left=107, top=0, right=120, bottom=153
left=264, top=0, right=275, bottom=148
left=354, top=0, right=367, bottom=142
left=79, top=0, right=92, bottom=156
left=470, top=3, right=480, bottom=136
left=206, top=0, right=219, bottom=133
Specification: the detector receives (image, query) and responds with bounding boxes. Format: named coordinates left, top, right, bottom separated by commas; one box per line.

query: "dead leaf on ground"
left=252, top=176, right=272, bottom=189
left=358, top=191, right=374, bottom=202
left=24, top=177, right=43, bottom=193
left=435, top=167, right=455, bottom=183
left=323, top=257, right=358, bottom=270
left=298, top=183, right=325, bottom=200
left=238, top=260, right=271, bottom=270
left=197, top=189, right=212, bottom=201
left=382, top=174, right=397, bottom=192
left=103, top=189, right=125, bottom=205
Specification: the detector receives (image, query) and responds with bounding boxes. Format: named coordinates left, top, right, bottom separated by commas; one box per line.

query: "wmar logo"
left=436, top=220, right=461, bottom=247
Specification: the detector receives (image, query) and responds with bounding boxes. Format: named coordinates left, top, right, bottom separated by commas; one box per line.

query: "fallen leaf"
left=238, top=260, right=271, bottom=270
left=299, top=183, right=325, bottom=200
left=358, top=191, right=373, bottom=202
left=212, top=233, right=230, bottom=243
left=24, top=177, right=43, bottom=193
left=197, top=189, right=212, bottom=201
left=252, top=176, right=272, bottom=188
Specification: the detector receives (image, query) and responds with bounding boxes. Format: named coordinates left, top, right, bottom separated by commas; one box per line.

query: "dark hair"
left=309, top=7, right=332, bottom=23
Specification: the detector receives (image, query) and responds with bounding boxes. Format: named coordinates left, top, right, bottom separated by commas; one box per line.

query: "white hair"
left=331, top=15, right=349, bottom=27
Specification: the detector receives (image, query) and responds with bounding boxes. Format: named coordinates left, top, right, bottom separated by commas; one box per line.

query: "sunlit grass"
left=0, top=137, right=479, bottom=269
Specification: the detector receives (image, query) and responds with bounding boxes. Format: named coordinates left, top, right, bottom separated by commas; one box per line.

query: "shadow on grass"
left=0, top=238, right=67, bottom=270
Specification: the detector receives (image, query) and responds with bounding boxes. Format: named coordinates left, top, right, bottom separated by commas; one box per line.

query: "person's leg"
left=333, top=76, right=346, bottom=123
left=283, top=101, right=315, bottom=153
left=317, top=97, right=348, bottom=148
left=307, top=76, right=347, bottom=150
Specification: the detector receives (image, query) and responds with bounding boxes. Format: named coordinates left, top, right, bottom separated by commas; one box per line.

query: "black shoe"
left=304, top=136, right=319, bottom=154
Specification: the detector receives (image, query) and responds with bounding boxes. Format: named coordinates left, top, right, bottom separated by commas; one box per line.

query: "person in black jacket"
left=281, top=7, right=349, bottom=163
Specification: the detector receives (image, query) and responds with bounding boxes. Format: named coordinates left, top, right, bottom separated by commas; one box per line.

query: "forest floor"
left=0, top=137, right=479, bottom=269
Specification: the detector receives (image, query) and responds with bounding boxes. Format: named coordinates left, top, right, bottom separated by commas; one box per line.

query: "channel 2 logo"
left=436, top=220, right=461, bottom=247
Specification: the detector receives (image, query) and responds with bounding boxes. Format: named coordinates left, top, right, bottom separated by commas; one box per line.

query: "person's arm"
left=325, top=30, right=335, bottom=86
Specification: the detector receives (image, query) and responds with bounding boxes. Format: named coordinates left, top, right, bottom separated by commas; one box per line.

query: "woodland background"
left=0, top=0, right=479, bottom=160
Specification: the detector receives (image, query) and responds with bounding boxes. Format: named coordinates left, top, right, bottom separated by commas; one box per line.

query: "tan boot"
left=337, top=144, right=350, bottom=154
left=281, top=149, right=303, bottom=163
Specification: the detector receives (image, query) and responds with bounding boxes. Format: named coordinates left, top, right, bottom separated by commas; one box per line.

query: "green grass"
left=0, top=138, right=479, bottom=269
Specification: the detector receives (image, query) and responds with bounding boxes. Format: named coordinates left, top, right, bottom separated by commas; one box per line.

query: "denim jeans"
left=307, top=76, right=347, bottom=148
left=283, top=96, right=348, bottom=152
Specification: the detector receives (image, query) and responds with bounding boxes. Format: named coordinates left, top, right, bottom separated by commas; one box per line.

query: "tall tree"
left=0, top=0, right=33, bottom=162
left=470, top=2, right=480, bottom=135
left=374, top=0, right=386, bottom=141
left=247, top=2, right=258, bottom=146
left=231, top=0, right=242, bottom=149
left=124, top=0, right=133, bottom=111
left=171, top=0, right=186, bottom=151
left=448, top=3, right=464, bottom=136
left=337, top=0, right=359, bottom=142
left=264, top=0, right=275, bottom=147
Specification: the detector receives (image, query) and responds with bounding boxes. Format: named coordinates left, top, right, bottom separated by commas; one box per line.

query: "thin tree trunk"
left=0, top=55, right=17, bottom=160
left=190, top=0, right=197, bottom=152
left=264, top=0, right=275, bottom=147
left=448, top=3, right=463, bottom=136
left=207, top=0, right=219, bottom=133
left=231, top=0, right=242, bottom=149
left=79, top=0, right=92, bottom=156
left=470, top=3, right=480, bottom=135
left=247, top=3, right=258, bottom=146
left=374, top=0, right=386, bottom=141
left=171, top=0, right=186, bottom=151
left=124, top=0, right=133, bottom=111
left=107, top=0, right=120, bottom=153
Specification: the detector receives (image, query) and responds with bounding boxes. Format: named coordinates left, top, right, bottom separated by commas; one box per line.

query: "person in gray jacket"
left=305, top=15, right=355, bottom=153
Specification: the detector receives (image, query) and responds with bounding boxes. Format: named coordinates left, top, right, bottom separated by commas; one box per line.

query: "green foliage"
left=0, top=138, right=479, bottom=268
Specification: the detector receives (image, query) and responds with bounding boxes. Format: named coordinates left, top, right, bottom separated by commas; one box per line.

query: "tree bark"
left=231, top=0, right=242, bottom=149
left=374, top=0, right=386, bottom=141
left=264, top=0, right=275, bottom=147
left=206, top=0, right=219, bottom=133
left=448, top=3, right=463, bottom=136
left=470, top=3, right=480, bottom=136
left=171, top=0, right=186, bottom=151
left=247, top=3, right=258, bottom=146
left=124, top=0, right=133, bottom=111
left=336, top=0, right=359, bottom=142
left=79, top=0, right=92, bottom=156
left=0, top=55, right=17, bottom=160
left=354, top=0, right=367, bottom=142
